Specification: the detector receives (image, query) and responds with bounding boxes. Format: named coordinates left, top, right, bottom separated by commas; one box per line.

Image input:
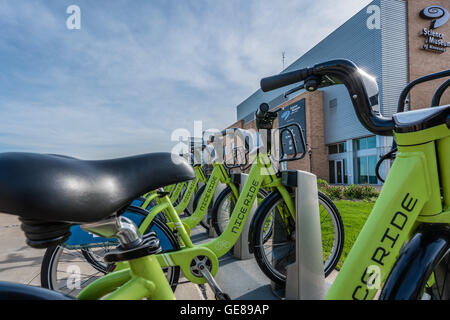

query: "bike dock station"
left=201, top=170, right=328, bottom=300
left=281, top=170, right=326, bottom=300
left=231, top=173, right=257, bottom=260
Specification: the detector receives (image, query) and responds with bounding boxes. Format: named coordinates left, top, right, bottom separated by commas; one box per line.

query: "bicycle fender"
left=380, top=224, right=450, bottom=300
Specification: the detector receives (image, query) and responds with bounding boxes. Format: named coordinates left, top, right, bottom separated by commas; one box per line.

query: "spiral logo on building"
left=420, top=5, right=449, bottom=29
left=419, top=5, right=449, bottom=54
left=281, top=110, right=291, bottom=121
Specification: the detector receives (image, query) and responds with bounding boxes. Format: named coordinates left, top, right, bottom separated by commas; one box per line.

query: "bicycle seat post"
left=81, top=216, right=143, bottom=249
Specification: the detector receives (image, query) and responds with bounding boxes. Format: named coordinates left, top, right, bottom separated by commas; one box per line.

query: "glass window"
left=328, top=145, right=338, bottom=155
left=357, top=156, right=378, bottom=184
left=356, top=136, right=377, bottom=150
left=367, top=136, right=376, bottom=149
left=343, top=159, right=348, bottom=184
left=328, top=142, right=346, bottom=155
left=336, top=161, right=343, bottom=184
left=329, top=161, right=335, bottom=184
left=357, top=157, right=368, bottom=184
left=368, top=156, right=377, bottom=184
left=338, top=142, right=346, bottom=153
left=357, top=138, right=367, bottom=151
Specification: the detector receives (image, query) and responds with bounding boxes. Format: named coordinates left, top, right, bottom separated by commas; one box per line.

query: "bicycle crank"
left=190, top=256, right=231, bottom=300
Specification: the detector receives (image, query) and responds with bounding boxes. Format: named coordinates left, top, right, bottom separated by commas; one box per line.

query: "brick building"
left=224, top=0, right=450, bottom=185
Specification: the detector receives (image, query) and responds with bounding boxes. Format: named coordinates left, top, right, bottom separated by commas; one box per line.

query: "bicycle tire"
left=251, top=190, right=344, bottom=285
left=380, top=224, right=450, bottom=300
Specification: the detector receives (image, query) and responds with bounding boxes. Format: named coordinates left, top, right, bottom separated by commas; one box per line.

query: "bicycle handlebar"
left=260, top=59, right=395, bottom=136
left=397, top=69, right=450, bottom=112
left=432, top=78, right=450, bottom=107
left=261, top=68, right=313, bottom=93
left=284, top=84, right=305, bottom=98
left=255, top=103, right=270, bottom=119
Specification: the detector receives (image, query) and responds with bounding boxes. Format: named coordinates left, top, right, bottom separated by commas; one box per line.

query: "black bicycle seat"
left=393, top=104, right=450, bottom=133
left=0, top=152, right=194, bottom=223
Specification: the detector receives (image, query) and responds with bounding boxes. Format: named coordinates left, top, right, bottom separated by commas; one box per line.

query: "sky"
left=0, top=0, right=373, bottom=159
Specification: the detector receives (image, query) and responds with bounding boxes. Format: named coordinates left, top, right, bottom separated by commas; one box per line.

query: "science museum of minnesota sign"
left=419, top=5, right=449, bottom=53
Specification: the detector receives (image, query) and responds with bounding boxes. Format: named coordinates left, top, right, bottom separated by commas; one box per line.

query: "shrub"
left=344, top=184, right=379, bottom=200
left=360, top=184, right=379, bottom=199
left=324, top=185, right=345, bottom=200
left=344, top=184, right=364, bottom=199
left=317, top=179, right=329, bottom=193
left=315, top=179, right=379, bottom=201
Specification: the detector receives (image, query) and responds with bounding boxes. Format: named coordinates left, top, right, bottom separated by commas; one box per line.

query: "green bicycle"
left=259, top=59, right=450, bottom=300
left=210, top=120, right=344, bottom=283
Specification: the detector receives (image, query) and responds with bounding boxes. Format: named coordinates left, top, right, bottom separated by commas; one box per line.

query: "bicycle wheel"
left=380, top=225, right=450, bottom=300
left=211, top=187, right=268, bottom=236
left=413, top=251, right=450, bottom=300
left=251, top=191, right=344, bottom=285
left=191, top=185, right=210, bottom=232
left=40, top=218, right=180, bottom=296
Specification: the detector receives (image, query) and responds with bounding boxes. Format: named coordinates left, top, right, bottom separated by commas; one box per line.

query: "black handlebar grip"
left=260, top=68, right=312, bottom=92
left=256, top=103, right=270, bottom=119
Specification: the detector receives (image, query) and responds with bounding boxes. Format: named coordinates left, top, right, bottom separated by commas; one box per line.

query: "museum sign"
left=419, top=5, right=449, bottom=53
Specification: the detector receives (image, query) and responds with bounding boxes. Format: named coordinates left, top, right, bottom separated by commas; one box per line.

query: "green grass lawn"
left=333, top=200, right=375, bottom=269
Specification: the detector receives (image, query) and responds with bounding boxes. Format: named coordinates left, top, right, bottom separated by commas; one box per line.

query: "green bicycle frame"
left=173, top=165, right=207, bottom=215
left=77, top=253, right=176, bottom=300
left=141, top=165, right=206, bottom=213
left=180, top=162, right=238, bottom=231
left=326, top=123, right=450, bottom=300
left=140, top=162, right=239, bottom=235
left=168, top=181, right=187, bottom=204
left=164, top=183, right=176, bottom=196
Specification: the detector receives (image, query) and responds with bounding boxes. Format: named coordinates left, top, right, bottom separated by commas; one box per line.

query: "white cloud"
left=0, top=0, right=373, bottom=159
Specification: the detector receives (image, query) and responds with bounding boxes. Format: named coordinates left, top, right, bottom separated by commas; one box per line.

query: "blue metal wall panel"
left=321, top=85, right=371, bottom=144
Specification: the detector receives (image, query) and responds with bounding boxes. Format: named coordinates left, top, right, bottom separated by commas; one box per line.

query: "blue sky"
left=0, top=0, right=372, bottom=159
